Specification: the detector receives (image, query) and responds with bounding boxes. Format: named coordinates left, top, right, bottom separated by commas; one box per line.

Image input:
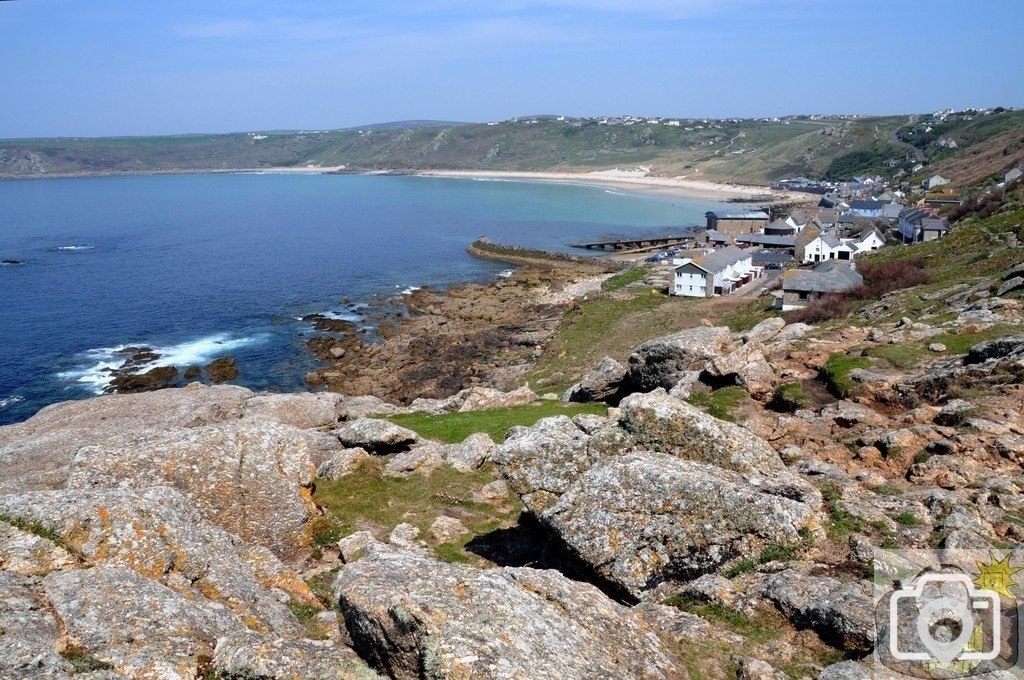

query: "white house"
left=923, top=175, right=950, bottom=190
left=802, top=233, right=846, bottom=263
left=1005, top=167, right=1023, bottom=184
left=673, top=247, right=759, bottom=297
left=852, top=225, right=886, bottom=253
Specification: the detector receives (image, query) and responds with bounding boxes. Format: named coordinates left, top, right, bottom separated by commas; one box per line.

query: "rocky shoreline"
left=302, top=246, right=617, bottom=403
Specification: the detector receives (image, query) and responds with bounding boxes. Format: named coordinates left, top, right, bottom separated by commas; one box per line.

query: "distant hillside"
left=2, top=111, right=1022, bottom=185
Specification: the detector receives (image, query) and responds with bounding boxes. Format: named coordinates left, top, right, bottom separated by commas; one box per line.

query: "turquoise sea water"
left=0, top=172, right=730, bottom=424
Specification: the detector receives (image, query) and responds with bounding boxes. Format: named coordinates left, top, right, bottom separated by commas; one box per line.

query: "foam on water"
left=52, top=245, right=95, bottom=252
left=58, top=333, right=266, bottom=394
left=319, top=310, right=363, bottom=322
left=0, top=396, right=23, bottom=409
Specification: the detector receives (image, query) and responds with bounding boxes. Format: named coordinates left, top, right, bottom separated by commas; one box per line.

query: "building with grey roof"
left=778, top=261, right=863, bottom=311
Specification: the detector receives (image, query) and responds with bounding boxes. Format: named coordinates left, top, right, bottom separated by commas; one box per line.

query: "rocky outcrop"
left=563, top=356, right=627, bottom=403
left=0, top=572, right=70, bottom=678
left=625, top=326, right=734, bottom=392
left=45, top=564, right=243, bottom=678
left=703, top=341, right=777, bottom=399
left=447, top=432, right=495, bottom=472
left=540, top=452, right=817, bottom=597
left=67, top=420, right=317, bottom=560
left=0, top=487, right=301, bottom=635
left=492, top=415, right=619, bottom=514
left=242, top=392, right=344, bottom=429
left=213, top=631, right=380, bottom=679
left=0, top=384, right=253, bottom=493
left=318, top=447, right=371, bottom=480
left=335, top=418, right=419, bottom=454
left=332, top=539, right=683, bottom=679
left=761, top=569, right=875, bottom=654
left=617, top=390, right=785, bottom=473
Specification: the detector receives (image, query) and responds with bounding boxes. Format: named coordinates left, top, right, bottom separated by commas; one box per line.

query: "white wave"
left=319, top=310, right=362, bottom=322
left=53, top=245, right=95, bottom=252
left=396, top=285, right=421, bottom=295
left=58, top=333, right=266, bottom=394
left=0, top=396, right=24, bottom=409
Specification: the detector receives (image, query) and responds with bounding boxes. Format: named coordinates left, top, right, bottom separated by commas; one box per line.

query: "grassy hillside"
left=2, top=111, right=1022, bottom=185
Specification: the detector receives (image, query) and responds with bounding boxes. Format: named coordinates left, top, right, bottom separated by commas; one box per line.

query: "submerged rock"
left=332, top=539, right=682, bottom=679
left=205, top=355, right=240, bottom=383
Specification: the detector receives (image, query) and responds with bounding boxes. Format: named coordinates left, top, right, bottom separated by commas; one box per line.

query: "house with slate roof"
left=672, top=246, right=759, bottom=297
left=777, top=261, right=863, bottom=311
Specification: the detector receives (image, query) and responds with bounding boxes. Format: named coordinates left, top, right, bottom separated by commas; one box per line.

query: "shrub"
left=782, top=293, right=849, bottom=324
left=851, top=258, right=930, bottom=299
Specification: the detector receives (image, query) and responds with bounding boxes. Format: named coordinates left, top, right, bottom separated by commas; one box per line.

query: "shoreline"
left=413, top=169, right=809, bottom=203
left=0, top=166, right=813, bottom=206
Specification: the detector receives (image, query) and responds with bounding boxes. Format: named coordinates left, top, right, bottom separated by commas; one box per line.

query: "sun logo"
left=973, top=552, right=1021, bottom=600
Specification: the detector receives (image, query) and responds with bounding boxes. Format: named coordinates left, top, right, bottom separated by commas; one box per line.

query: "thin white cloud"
left=173, top=20, right=256, bottom=39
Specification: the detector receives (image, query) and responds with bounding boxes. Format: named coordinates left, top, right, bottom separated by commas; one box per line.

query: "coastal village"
left=2, top=110, right=1024, bottom=679
left=629, top=160, right=1024, bottom=317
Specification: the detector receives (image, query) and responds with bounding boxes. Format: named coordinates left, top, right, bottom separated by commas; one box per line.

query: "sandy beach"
left=414, top=168, right=810, bottom=203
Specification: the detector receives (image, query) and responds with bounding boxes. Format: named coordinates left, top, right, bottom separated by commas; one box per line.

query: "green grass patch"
left=716, top=299, right=782, bottom=333
left=770, top=381, right=811, bottom=412
left=664, top=595, right=785, bottom=644
left=927, top=324, right=1020, bottom=356
left=819, top=484, right=864, bottom=540
left=724, top=542, right=801, bottom=577
left=526, top=291, right=683, bottom=391
left=865, top=343, right=923, bottom=369
left=385, top=400, right=606, bottom=444
left=601, top=265, right=650, bottom=292
left=435, top=541, right=476, bottom=564
left=896, top=511, right=922, bottom=526
left=313, top=460, right=519, bottom=562
left=868, top=482, right=904, bottom=496
left=686, top=386, right=746, bottom=422
left=821, top=354, right=872, bottom=398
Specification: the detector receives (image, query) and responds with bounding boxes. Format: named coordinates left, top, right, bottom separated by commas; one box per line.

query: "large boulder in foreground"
left=0, top=487, right=301, bottom=635
left=626, top=326, right=734, bottom=392
left=492, top=415, right=631, bottom=514
left=241, top=391, right=344, bottom=429
left=616, top=390, right=785, bottom=473
left=44, top=564, right=243, bottom=678
left=67, top=420, right=317, bottom=560
left=333, top=539, right=682, bottom=679
left=213, top=631, right=380, bottom=680
left=0, top=384, right=252, bottom=493
left=563, top=356, right=627, bottom=403
left=541, top=452, right=818, bottom=597
left=0, top=572, right=70, bottom=677
left=336, top=418, right=419, bottom=454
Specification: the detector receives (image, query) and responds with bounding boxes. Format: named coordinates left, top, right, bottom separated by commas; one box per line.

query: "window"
left=798, top=291, right=809, bottom=301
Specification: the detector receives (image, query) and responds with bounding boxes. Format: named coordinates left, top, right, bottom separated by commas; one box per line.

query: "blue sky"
left=2, top=0, right=1021, bottom=138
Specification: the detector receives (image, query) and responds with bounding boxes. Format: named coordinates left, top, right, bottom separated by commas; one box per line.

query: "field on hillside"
left=7, top=111, right=1018, bottom=184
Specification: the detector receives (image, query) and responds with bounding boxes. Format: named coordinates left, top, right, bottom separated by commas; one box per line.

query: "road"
left=891, top=114, right=926, bottom=162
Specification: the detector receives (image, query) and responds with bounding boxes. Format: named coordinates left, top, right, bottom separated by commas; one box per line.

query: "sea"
left=0, top=172, right=732, bottom=425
